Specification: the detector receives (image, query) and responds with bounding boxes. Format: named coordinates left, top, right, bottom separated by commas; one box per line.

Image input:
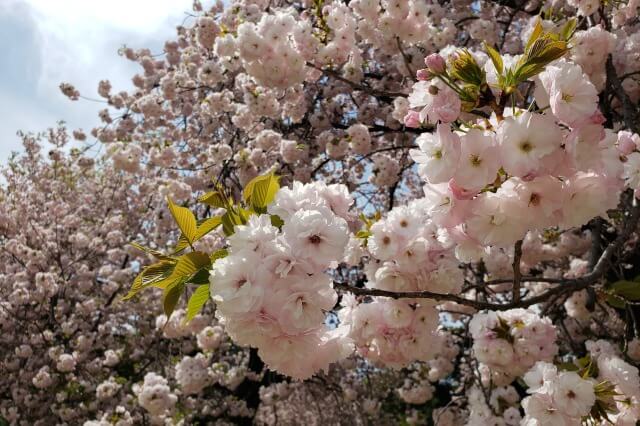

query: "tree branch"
left=307, top=63, right=406, bottom=99
left=512, top=240, right=523, bottom=303
left=336, top=198, right=640, bottom=311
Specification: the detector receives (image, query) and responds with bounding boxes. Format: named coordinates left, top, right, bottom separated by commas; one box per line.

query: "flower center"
left=308, top=235, right=322, bottom=244
left=519, top=141, right=533, bottom=153
left=562, top=92, right=574, bottom=102
left=529, top=193, right=540, bottom=206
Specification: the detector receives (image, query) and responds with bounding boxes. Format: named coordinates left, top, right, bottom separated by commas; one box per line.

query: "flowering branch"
left=336, top=197, right=640, bottom=311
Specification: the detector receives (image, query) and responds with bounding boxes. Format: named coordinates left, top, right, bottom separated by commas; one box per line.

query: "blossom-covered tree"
left=4, top=0, right=640, bottom=424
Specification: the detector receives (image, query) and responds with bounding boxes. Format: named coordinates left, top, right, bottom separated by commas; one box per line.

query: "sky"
left=0, top=0, right=198, bottom=162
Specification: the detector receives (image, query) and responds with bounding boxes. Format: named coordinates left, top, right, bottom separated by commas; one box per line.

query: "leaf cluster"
left=123, top=172, right=281, bottom=322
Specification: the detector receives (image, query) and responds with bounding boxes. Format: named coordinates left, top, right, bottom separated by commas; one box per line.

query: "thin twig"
left=512, top=240, right=523, bottom=303
left=307, top=62, right=406, bottom=99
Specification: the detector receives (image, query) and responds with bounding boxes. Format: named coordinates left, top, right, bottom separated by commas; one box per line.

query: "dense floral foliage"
left=4, top=0, right=640, bottom=424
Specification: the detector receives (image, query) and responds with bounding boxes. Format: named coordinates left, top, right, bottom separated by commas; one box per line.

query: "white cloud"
left=0, top=0, right=197, bottom=160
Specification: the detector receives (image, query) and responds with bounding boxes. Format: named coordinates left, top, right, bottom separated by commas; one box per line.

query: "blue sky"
left=0, top=0, right=198, bottom=161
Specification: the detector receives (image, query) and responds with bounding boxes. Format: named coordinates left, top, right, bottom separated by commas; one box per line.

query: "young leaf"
left=188, top=268, right=210, bottom=285
left=184, top=284, right=210, bottom=323
left=560, top=17, right=577, bottom=41
left=210, top=248, right=228, bottom=262
left=196, top=216, right=222, bottom=239
left=167, top=198, right=197, bottom=246
left=122, top=260, right=177, bottom=300
left=484, top=42, right=503, bottom=76
left=525, top=18, right=543, bottom=53
left=163, top=282, right=184, bottom=318
left=129, top=241, right=173, bottom=260
left=198, top=191, right=226, bottom=208
left=449, top=49, right=485, bottom=86
left=610, top=280, right=640, bottom=301
left=243, top=172, right=280, bottom=209
left=172, top=216, right=222, bottom=254
left=606, top=294, right=626, bottom=309
left=172, top=234, right=190, bottom=255
left=173, top=251, right=211, bottom=280
left=356, top=229, right=372, bottom=239
left=122, top=273, right=143, bottom=301
left=140, top=261, right=178, bottom=287
left=221, top=209, right=245, bottom=236
left=270, top=214, right=284, bottom=228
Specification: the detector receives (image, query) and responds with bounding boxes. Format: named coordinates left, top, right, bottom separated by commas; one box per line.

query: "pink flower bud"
left=448, top=179, right=477, bottom=200
left=617, top=131, right=638, bottom=155
left=403, top=111, right=421, bottom=128
left=425, top=53, right=446, bottom=74
left=416, top=68, right=432, bottom=81
left=589, top=110, right=606, bottom=125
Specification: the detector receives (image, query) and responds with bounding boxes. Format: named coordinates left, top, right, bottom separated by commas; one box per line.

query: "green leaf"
left=270, top=214, right=284, bottom=229
left=557, top=362, right=579, bottom=371
left=129, top=241, right=173, bottom=260
left=606, top=294, right=627, bottom=309
left=513, top=24, right=568, bottom=85
left=172, top=216, right=222, bottom=254
left=196, top=216, right=222, bottom=239
left=610, top=280, right=640, bottom=301
left=221, top=209, right=246, bottom=236
left=140, top=261, right=177, bottom=287
left=184, top=284, right=210, bottom=323
left=122, top=260, right=177, bottom=300
left=167, top=198, right=197, bottom=246
left=449, top=49, right=485, bottom=86
left=123, top=274, right=144, bottom=301
left=173, top=251, right=211, bottom=280
left=188, top=268, right=210, bottom=285
left=560, top=18, right=577, bottom=41
left=163, top=282, right=184, bottom=318
left=172, top=234, right=190, bottom=255
left=484, top=42, right=503, bottom=76
left=243, top=172, right=280, bottom=210
left=210, top=248, right=228, bottom=262
left=525, top=18, right=544, bottom=53
left=356, top=229, right=372, bottom=239
left=198, top=191, right=226, bottom=208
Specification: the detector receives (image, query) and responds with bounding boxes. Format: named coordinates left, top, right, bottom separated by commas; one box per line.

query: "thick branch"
left=606, top=56, right=640, bottom=133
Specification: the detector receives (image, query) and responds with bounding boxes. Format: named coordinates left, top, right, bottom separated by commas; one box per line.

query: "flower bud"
left=425, top=53, right=446, bottom=74
left=416, top=68, right=432, bottom=81
left=403, top=111, right=421, bottom=128
left=618, top=131, right=639, bottom=155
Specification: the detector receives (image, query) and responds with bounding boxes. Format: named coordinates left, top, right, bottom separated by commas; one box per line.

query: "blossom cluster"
left=210, top=181, right=354, bottom=379
left=339, top=295, right=441, bottom=369
left=408, top=58, right=629, bottom=254
left=521, top=345, right=640, bottom=426
left=470, top=309, right=558, bottom=384
left=466, top=385, right=522, bottom=426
